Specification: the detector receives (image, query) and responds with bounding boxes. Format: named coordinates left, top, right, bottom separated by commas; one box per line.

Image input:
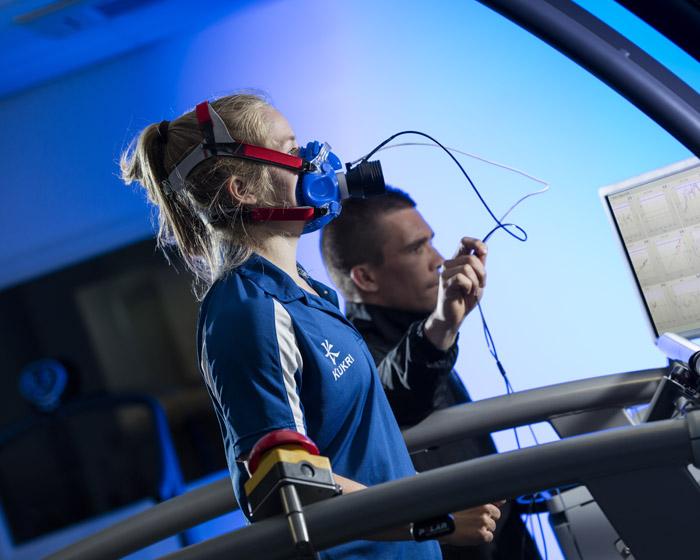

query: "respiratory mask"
left=162, top=101, right=385, bottom=233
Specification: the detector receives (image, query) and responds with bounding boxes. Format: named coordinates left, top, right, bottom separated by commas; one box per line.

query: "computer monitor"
left=600, top=156, right=700, bottom=342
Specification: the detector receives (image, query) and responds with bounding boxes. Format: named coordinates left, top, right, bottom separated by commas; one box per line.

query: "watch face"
left=18, top=358, right=68, bottom=412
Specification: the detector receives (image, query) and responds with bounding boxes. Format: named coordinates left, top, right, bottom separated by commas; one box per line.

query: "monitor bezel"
left=599, top=156, right=700, bottom=343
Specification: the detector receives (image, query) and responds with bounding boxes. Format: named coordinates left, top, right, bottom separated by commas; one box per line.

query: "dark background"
left=0, top=238, right=227, bottom=541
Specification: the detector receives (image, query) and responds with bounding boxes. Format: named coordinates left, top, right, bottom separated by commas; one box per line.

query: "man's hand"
left=441, top=501, right=504, bottom=546
left=424, top=237, right=487, bottom=350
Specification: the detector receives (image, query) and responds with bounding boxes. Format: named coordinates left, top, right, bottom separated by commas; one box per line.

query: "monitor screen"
left=600, top=157, right=700, bottom=342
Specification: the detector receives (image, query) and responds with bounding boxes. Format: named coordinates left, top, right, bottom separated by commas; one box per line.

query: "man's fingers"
left=479, top=505, right=499, bottom=539
left=448, top=505, right=502, bottom=546
left=475, top=505, right=499, bottom=537
left=442, top=256, right=486, bottom=289
left=443, top=253, right=486, bottom=276
left=486, top=503, right=502, bottom=521
left=453, top=237, right=488, bottom=262
left=443, top=271, right=481, bottom=297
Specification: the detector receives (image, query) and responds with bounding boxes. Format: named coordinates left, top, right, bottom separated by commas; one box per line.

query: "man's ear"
left=227, top=176, right=257, bottom=205
left=350, top=264, right=380, bottom=294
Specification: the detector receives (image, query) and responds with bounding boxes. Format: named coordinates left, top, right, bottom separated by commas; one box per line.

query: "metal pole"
left=42, top=368, right=664, bottom=560
left=43, top=477, right=236, bottom=560
left=476, top=0, right=700, bottom=159
left=156, top=413, right=699, bottom=560
left=403, top=368, right=663, bottom=452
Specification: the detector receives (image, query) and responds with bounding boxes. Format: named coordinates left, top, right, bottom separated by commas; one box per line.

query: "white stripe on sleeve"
left=273, top=299, right=306, bottom=434
left=200, top=338, right=222, bottom=407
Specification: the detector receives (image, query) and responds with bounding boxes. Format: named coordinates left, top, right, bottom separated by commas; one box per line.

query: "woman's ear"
left=350, top=264, right=379, bottom=294
left=228, top=177, right=257, bottom=205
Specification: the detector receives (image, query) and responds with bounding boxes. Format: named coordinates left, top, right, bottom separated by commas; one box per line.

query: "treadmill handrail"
left=43, top=368, right=664, bottom=560
left=403, top=367, right=664, bottom=452
left=153, top=412, right=700, bottom=560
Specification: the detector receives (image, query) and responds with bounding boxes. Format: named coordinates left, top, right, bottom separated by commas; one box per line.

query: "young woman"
left=120, top=92, right=499, bottom=559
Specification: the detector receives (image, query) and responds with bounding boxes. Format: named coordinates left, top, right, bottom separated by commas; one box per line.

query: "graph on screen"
left=601, top=157, right=700, bottom=340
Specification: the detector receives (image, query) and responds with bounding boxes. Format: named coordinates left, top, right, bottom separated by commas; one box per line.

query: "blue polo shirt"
left=197, top=253, right=441, bottom=559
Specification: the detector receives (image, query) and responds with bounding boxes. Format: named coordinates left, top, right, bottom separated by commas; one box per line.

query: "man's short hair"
left=320, top=186, right=416, bottom=297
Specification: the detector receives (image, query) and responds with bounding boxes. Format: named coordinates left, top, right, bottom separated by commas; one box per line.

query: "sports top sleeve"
left=198, top=274, right=306, bottom=459
left=371, top=319, right=458, bottom=426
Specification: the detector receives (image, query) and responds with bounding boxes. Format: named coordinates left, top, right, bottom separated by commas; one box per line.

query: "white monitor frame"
left=600, top=157, right=700, bottom=343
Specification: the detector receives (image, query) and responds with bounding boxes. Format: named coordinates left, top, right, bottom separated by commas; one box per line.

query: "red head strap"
left=162, top=101, right=313, bottom=193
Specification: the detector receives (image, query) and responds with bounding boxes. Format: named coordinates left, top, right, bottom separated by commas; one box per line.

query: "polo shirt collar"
left=236, top=253, right=306, bottom=303
left=236, top=254, right=341, bottom=314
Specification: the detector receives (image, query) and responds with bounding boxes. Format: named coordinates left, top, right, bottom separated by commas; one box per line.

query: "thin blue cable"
left=362, top=131, right=527, bottom=242
left=364, top=130, right=549, bottom=558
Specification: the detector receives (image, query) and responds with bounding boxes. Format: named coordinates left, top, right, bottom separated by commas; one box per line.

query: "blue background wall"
left=2, top=0, right=700, bottom=556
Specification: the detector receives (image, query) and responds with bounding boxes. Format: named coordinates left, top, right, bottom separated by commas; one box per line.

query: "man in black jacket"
left=320, top=187, right=541, bottom=560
